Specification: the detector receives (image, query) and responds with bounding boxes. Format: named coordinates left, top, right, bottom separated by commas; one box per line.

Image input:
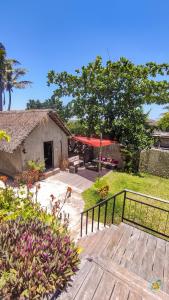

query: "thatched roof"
left=0, top=110, right=71, bottom=153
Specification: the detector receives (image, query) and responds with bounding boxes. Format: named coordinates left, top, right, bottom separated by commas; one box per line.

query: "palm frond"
left=13, top=80, right=32, bottom=89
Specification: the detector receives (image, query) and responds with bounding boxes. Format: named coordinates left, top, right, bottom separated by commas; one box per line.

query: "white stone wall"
left=0, top=148, right=22, bottom=176
left=21, top=116, right=68, bottom=169
left=139, top=148, right=169, bottom=178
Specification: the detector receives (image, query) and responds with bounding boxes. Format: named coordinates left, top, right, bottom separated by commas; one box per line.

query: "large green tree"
left=47, top=57, right=169, bottom=172
left=47, top=57, right=169, bottom=137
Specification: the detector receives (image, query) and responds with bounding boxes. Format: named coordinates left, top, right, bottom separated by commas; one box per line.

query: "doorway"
left=44, top=141, right=53, bottom=169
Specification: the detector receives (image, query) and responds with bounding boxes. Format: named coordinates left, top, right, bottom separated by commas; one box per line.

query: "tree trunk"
left=8, top=89, right=12, bottom=111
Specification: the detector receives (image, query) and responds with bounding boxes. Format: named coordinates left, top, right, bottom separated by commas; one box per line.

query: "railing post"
left=112, top=196, right=116, bottom=224
left=104, top=202, right=108, bottom=227
left=80, top=213, right=83, bottom=237
left=122, top=190, right=126, bottom=222
left=86, top=211, right=88, bottom=235
left=91, top=208, right=94, bottom=232
left=97, top=205, right=101, bottom=230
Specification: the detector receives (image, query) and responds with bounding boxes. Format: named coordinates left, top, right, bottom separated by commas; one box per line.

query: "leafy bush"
left=0, top=218, right=79, bottom=299
left=15, top=169, right=40, bottom=185
left=92, top=178, right=110, bottom=201
left=0, top=180, right=80, bottom=299
left=14, top=160, right=45, bottom=186
left=27, top=160, right=45, bottom=172
left=98, top=185, right=109, bottom=199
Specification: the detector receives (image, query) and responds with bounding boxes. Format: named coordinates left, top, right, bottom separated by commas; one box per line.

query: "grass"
left=82, top=172, right=169, bottom=238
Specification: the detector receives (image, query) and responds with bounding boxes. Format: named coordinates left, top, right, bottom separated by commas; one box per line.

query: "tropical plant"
left=0, top=217, right=79, bottom=299
left=27, top=160, right=45, bottom=172
left=0, top=43, right=6, bottom=111
left=5, top=60, right=32, bottom=110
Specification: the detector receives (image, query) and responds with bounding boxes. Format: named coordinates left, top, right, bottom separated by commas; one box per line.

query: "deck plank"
left=139, top=234, right=157, bottom=281
left=128, top=230, right=149, bottom=274
left=92, top=272, right=116, bottom=300
left=112, top=224, right=134, bottom=264
left=120, top=226, right=141, bottom=268
left=152, top=237, right=166, bottom=283
left=128, top=291, right=142, bottom=300
left=163, top=242, right=169, bottom=294
left=102, top=223, right=126, bottom=258
left=110, top=281, right=130, bottom=300
left=58, top=259, right=93, bottom=300
left=74, top=263, right=103, bottom=300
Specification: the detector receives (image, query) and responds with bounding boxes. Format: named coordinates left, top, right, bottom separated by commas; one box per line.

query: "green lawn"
left=82, top=172, right=169, bottom=237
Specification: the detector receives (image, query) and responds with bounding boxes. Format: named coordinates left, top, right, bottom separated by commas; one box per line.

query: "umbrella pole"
left=98, top=132, right=102, bottom=178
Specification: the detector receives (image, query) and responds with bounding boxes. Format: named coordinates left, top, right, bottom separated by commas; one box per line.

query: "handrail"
left=124, top=189, right=169, bottom=204
left=126, top=196, right=169, bottom=213
left=81, top=190, right=125, bottom=215
left=80, top=188, right=169, bottom=239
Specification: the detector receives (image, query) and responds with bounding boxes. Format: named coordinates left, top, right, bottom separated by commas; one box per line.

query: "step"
left=58, top=257, right=169, bottom=300
left=43, top=167, right=60, bottom=178
left=78, top=224, right=119, bottom=257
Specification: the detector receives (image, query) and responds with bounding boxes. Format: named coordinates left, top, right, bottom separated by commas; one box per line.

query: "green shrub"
left=93, top=178, right=110, bottom=200
left=0, top=217, right=79, bottom=299
left=27, top=160, right=45, bottom=172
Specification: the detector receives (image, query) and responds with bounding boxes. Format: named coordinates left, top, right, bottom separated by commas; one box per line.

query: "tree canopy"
left=47, top=56, right=169, bottom=141
left=47, top=56, right=169, bottom=172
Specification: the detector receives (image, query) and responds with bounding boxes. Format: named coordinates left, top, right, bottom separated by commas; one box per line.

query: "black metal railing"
left=80, top=189, right=169, bottom=240
left=122, top=189, right=169, bottom=239
left=80, top=190, right=124, bottom=237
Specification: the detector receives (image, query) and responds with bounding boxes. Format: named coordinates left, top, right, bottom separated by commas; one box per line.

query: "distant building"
left=152, top=131, right=169, bottom=149
left=0, top=110, right=70, bottom=176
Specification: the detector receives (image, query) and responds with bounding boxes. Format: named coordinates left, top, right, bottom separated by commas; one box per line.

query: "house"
left=0, top=110, right=70, bottom=177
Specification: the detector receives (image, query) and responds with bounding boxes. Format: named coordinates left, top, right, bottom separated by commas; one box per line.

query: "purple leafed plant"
left=0, top=218, right=79, bottom=299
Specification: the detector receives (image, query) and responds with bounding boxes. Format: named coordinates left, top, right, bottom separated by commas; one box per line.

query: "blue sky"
left=1, top=0, right=169, bottom=119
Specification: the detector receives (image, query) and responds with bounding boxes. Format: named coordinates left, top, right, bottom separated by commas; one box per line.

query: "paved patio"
left=35, top=170, right=102, bottom=240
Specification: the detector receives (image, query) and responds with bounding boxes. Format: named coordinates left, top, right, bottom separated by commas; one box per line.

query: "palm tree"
left=5, top=61, right=32, bottom=111
left=0, top=43, right=6, bottom=111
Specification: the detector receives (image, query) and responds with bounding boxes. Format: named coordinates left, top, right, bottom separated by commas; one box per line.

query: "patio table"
left=92, top=159, right=117, bottom=169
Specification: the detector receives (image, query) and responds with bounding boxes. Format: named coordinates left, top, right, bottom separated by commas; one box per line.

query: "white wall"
left=0, top=148, right=22, bottom=176
left=21, top=116, right=68, bottom=169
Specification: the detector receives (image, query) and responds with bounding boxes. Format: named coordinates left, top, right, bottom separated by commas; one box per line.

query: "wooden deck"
left=59, top=223, right=169, bottom=299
